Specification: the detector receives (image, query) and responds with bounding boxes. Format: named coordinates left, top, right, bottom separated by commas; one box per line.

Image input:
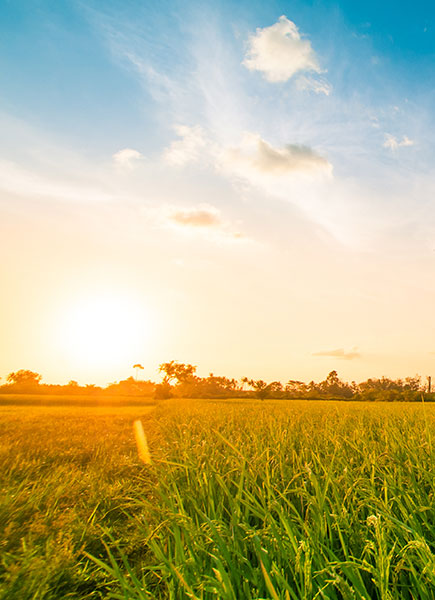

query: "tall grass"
left=0, top=405, right=156, bottom=599
left=2, top=401, right=435, bottom=598
left=95, top=400, right=435, bottom=599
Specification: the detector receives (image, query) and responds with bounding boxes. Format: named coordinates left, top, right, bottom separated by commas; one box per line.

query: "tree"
left=154, top=380, right=173, bottom=400
left=177, top=373, right=239, bottom=398
left=155, top=361, right=197, bottom=400
left=243, top=378, right=281, bottom=400
left=85, top=384, right=101, bottom=393
left=241, top=377, right=250, bottom=390
left=105, top=377, right=155, bottom=397
left=285, top=380, right=307, bottom=397
left=356, top=375, right=422, bottom=401
left=318, top=371, right=353, bottom=398
left=133, top=363, right=144, bottom=381
left=6, top=370, right=42, bottom=385
left=159, top=361, right=197, bottom=384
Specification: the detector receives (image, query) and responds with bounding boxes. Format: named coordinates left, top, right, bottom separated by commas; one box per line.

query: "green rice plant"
left=95, top=400, right=435, bottom=599
left=3, top=400, right=435, bottom=598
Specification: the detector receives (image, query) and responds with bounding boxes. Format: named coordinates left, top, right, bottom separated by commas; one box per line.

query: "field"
left=1, top=399, right=435, bottom=599
left=0, top=394, right=156, bottom=406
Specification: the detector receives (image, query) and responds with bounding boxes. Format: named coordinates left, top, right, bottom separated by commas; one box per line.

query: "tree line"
left=0, top=363, right=430, bottom=402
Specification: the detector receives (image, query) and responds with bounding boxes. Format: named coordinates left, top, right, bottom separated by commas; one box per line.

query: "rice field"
left=1, top=399, right=435, bottom=599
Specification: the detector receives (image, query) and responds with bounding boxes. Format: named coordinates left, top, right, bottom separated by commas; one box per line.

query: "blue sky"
left=2, top=0, right=435, bottom=384
left=2, top=0, right=435, bottom=159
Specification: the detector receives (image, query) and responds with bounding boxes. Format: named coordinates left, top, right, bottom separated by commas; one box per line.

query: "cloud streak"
left=313, top=348, right=361, bottom=360
left=163, top=125, right=206, bottom=166
left=0, top=159, right=112, bottom=204
left=295, top=74, right=332, bottom=96
left=223, top=133, right=332, bottom=178
left=113, top=148, right=144, bottom=168
left=167, top=203, right=246, bottom=242
left=383, top=134, right=415, bottom=151
left=169, top=204, right=222, bottom=228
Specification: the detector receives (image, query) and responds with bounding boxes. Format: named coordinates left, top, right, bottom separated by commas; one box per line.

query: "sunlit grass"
left=0, top=405, right=156, bottom=599
left=102, top=400, right=435, bottom=599
left=2, top=400, right=435, bottom=598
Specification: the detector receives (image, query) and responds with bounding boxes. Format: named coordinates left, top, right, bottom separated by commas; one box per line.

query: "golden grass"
left=3, top=398, right=435, bottom=599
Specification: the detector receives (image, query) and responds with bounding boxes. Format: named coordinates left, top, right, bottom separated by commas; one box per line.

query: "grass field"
left=1, top=399, right=435, bottom=599
left=0, top=394, right=156, bottom=406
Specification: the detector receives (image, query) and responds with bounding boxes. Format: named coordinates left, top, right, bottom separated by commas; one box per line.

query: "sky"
left=2, top=0, right=435, bottom=385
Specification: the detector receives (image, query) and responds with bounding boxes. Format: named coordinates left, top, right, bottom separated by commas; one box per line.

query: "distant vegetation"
left=0, top=364, right=431, bottom=402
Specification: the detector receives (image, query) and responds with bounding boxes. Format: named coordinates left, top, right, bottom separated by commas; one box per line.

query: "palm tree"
left=133, top=363, right=144, bottom=381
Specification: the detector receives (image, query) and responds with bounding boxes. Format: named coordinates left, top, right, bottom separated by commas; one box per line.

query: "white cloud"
left=112, top=148, right=144, bottom=168
left=215, top=134, right=347, bottom=241
left=163, top=125, right=206, bottom=166
left=383, top=134, right=415, bottom=151
left=223, top=133, right=332, bottom=178
left=313, top=348, right=361, bottom=360
left=243, top=16, right=321, bottom=82
left=295, top=74, right=332, bottom=96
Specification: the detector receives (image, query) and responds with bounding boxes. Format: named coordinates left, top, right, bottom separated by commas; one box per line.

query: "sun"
left=56, top=291, right=151, bottom=370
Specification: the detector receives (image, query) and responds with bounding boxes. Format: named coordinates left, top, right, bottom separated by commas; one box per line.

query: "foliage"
left=242, top=377, right=283, bottom=400
left=316, top=370, right=354, bottom=398
left=0, top=365, right=430, bottom=402
left=6, top=369, right=42, bottom=385
left=154, top=381, right=173, bottom=400
left=158, top=361, right=197, bottom=384
left=155, top=362, right=198, bottom=399
left=358, top=376, right=421, bottom=392
left=5, top=370, right=43, bottom=393
left=176, top=373, right=240, bottom=398
left=157, top=362, right=241, bottom=399
left=105, top=377, right=155, bottom=397
left=355, top=376, right=423, bottom=402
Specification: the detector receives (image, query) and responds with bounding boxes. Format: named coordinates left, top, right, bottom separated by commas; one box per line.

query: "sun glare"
left=57, top=292, right=151, bottom=370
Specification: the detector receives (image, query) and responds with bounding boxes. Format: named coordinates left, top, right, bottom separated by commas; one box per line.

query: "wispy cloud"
left=313, top=348, right=361, bottom=360
left=166, top=203, right=247, bottom=242
left=169, top=204, right=222, bottom=227
left=383, top=134, right=415, bottom=151
left=162, top=126, right=332, bottom=179
left=222, top=133, right=332, bottom=178
left=243, top=16, right=322, bottom=83
left=295, top=74, right=332, bottom=96
left=0, top=159, right=112, bottom=203
left=113, top=148, right=144, bottom=168
left=163, top=125, right=206, bottom=166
